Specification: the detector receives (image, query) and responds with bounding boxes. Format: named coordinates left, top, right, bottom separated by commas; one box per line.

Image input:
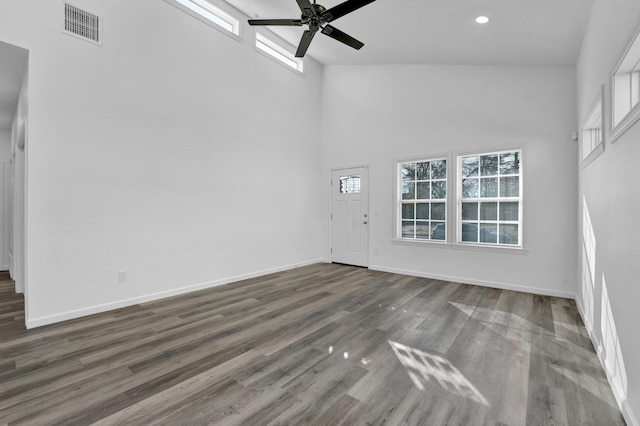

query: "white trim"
left=575, top=299, right=639, bottom=426
left=610, top=102, right=640, bottom=143
left=25, top=258, right=328, bottom=329
left=451, top=242, right=529, bottom=255
left=369, top=265, right=574, bottom=299
left=391, top=238, right=451, bottom=249
left=389, top=238, right=530, bottom=254
left=581, top=143, right=605, bottom=168
left=16, top=122, right=27, bottom=320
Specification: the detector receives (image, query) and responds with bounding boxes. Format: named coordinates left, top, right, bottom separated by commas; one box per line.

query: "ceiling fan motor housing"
left=248, top=0, right=376, bottom=57
left=302, top=4, right=326, bottom=26
left=313, top=4, right=326, bottom=14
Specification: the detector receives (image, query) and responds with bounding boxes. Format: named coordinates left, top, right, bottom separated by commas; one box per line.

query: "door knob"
left=363, top=220, right=368, bottom=224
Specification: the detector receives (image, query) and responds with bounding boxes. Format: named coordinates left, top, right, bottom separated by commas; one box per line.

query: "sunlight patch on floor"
left=448, top=301, right=553, bottom=337
left=388, top=340, right=489, bottom=406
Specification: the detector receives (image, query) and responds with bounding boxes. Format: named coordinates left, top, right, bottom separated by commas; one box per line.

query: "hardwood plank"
left=0, top=264, right=626, bottom=425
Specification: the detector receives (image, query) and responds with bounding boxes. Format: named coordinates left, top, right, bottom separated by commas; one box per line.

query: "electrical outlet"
left=118, top=271, right=127, bottom=283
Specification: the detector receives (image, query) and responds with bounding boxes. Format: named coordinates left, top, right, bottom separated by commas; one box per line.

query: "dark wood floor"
left=0, top=264, right=626, bottom=425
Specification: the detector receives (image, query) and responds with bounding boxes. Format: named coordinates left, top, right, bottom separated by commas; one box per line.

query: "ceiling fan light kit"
left=248, top=0, right=376, bottom=57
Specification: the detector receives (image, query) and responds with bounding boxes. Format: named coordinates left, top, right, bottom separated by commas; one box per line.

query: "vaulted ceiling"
left=0, top=1, right=596, bottom=131
left=227, top=0, right=595, bottom=66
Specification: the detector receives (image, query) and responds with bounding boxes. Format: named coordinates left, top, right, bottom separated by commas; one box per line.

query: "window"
left=458, top=150, right=522, bottom=247
left=611, top=18, right=640, bottom=140
left=166, top=0, right=240, bottom=36
left=581, top=92, right=604, bottom=164
left=255, top=32, right=304, bottom=73
left=339, top=175, right=361, bottom=193
left=397, top=158, right=447, bottom=241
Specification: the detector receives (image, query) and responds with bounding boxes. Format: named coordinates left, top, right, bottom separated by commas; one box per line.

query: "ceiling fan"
left=248, top=0, right=376, bottom=58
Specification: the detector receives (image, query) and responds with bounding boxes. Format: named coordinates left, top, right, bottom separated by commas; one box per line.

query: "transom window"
left=398, top=158, right=447, bottom=241
left=167, top=0, right=240, bottom=36
left=458, top=150, right=522, bottom=246
left=582, top=93, right=604, bottom=164
left=611, top=18, right=640, bottom=138
left=613, top=59, right=640, bottom=127
left=255, top=32, right=304, bottom=73
left=582, top=97, right=602, bottom=160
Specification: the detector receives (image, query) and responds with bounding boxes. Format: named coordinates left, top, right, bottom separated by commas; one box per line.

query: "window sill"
left=391, top=238, right=451, bottom=249
left=391, top=238, right=529, bottom=254
left=253, top=45, right=305, bottom=76
left=610, top=102, right=640, bottom=144
left=451, top=243, right=529, bottom=255
left=581, top=143, right=605, bottom=168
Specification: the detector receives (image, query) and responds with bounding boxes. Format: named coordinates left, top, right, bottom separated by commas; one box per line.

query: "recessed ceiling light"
left=475, top=16, right=490, bottom=24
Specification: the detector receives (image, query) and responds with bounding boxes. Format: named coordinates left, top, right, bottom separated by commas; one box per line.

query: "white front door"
left=331, top=167, right=369, bottom=267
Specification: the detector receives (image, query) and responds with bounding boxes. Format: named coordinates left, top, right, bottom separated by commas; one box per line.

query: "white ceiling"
left=0, top=41, right=28, bottom=131
left=227, top=0, right=595, bottom=66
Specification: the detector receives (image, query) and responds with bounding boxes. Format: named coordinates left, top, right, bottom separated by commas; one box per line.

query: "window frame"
left=610, top=16, right=640, bottom=143
left=254, top=31, right=304, bottom=74
left=455, top=148, right=524, bottom=250
left=163, top=0, right=242, bottom=40
left=581, top=87, right=605, bottom=167
left=394, top=154, right=450, bottom=244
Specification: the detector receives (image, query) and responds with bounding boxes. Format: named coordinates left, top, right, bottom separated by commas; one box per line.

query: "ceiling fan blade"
left=321, top=0, right=376, bottom=22
left=295, top=0, right=316, bottom=17
left=321, top=25, right=364, bottom=50
left=295, top=29, right=317, bottom=57
left=248, top=19, right=303, bottom=26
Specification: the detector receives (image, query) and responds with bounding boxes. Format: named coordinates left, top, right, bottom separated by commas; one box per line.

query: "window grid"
left=399, top=158, right=447, bottom=241
left=339, top=175, right=361, bottom=193
left=458, top=150, right=522, bottom=246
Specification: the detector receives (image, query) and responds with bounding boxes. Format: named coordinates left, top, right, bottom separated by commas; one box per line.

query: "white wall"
left=0, top=0, right=325, bottom=326
left=576, top=1, right=640, bottom=424
left=321, top=65, right=578, bottom=297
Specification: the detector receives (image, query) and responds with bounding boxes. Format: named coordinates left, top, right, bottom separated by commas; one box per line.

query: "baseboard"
left=575, top=297, right=638, bottom=426
left=615, top=382, right=638, bottom=426
left=368, top=265, right=575, bottom=299
left=26, top=258, right=327, bottom=329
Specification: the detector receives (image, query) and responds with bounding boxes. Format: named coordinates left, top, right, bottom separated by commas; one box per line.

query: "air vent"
left=63, top=3, right=102, bottom=45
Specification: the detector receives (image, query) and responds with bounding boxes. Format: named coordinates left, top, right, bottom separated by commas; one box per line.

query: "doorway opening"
left=0, top=39, right=29, bottom=325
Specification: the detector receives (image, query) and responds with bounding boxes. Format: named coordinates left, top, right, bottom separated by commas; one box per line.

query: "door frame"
left=329, top=164, right=370, bottom=267
left=12, top=123, right=27, bottom=317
